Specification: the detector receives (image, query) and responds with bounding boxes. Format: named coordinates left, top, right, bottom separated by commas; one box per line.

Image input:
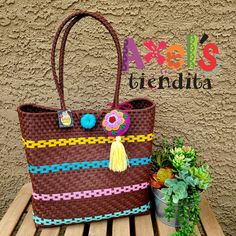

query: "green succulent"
left=177, top=169, right=199, bottom=187
left=150, top=139, right=173, bottom=173
left=176, top=165, right=211, bottom=190
left=173, top=154, right=190, bottom=169
left=171, top=151, right=190, bottom=170
left=161, top=179, right=188, bottom=204
left=189, top=165, right=212, bottom=190
left=173, top=137, right=184, bottom=148
left=182, top=146, right=196, bottom=160
left=170, top=145, right=197, bottom=170
left=171, top=147, right=184, bottom=156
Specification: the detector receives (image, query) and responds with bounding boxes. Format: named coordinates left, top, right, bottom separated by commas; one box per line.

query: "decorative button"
left=80, top=114, right=96, bottom=129
left=102, top=109, right=131, bottom=137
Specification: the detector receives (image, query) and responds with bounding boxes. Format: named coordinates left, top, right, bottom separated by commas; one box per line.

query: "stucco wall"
left=0, top=0, right=235, bottom=235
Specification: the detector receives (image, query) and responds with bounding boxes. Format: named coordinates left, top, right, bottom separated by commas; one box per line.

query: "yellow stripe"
left=22, top=133, right=154, bottom=149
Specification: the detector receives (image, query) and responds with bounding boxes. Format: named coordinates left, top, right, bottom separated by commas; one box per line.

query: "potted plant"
left=150, top=138, right=212, bottom=236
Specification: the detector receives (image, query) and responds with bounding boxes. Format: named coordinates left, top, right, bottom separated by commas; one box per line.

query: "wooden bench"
left=0, top=183, right=225, bottom=236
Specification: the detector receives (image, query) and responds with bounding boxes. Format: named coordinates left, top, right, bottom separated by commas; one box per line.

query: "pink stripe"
left=33, top=182, right=149, bottom=201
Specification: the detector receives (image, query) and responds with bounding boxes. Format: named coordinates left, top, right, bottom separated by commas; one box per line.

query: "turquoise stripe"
left=28, top=156, right=151, bottom=174
left=33, top=202, right=150, bottom=225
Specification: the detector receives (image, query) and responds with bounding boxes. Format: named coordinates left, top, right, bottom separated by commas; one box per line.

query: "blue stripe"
left=28, top=156, right=151, bottom=174
left=32, top=202, right=150, bottom=226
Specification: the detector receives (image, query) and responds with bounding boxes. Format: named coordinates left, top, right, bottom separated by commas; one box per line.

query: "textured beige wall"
left=0, top=0, right=235, bottom=235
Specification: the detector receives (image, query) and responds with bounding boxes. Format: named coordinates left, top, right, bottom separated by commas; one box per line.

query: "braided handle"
left=51, top=11, right=122, bottom=110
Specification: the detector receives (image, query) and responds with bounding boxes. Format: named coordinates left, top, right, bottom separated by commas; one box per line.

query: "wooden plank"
left=200, top=196, right=225, bottom=236
left=0, top=183, right=32, bottom=236
left=156, top=217, right=176, bottom=236
left=16, top=205, right=36, bottom=236
left=135, top=214, right=154, bottom=236
left=195, top=226, right=201, bottom=236
left=88, top=220, right=107, bottom=236
left=64, top=224, right=85, bottom=236
left=156, top=219, right=200, bottom=236
left=113, top=217, right=130, bottom=236
left=40, top=227, right=60, bottom=236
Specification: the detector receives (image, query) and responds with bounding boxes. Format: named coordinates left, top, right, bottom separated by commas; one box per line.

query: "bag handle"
left=51, top=11, right=122, bottom=110
left=58, top=16, right=83, bottom=106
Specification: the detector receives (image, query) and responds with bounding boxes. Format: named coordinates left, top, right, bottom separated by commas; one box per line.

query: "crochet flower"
left=102, top=109, right=131, bottom=137
left=80, top=114, right=96, bottom=129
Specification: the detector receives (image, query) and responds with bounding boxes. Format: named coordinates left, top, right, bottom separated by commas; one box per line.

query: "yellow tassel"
left=109, top=136, right=128, bottom=172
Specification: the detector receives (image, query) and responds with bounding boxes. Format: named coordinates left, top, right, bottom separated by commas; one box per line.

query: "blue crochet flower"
left=80, top=114, right=96, bottom=129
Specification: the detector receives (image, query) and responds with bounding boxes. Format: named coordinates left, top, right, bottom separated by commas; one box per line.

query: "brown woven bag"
left=17, top=11, right=155, bottom=227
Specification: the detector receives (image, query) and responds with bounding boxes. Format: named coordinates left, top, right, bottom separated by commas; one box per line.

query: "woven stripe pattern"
left=33, top=202, right=150, bottom=226
left=33, top=182, right=149, bottom=201
left=22, top=133, right=153, bottom=148
left=28, top=156, right=151, bottom=174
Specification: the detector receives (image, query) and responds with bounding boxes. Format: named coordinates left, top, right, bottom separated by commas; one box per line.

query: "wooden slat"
left=135, top=214, right=154, bottom=236
left=88, top=220, right=107, bottom=236
left=0, top=183, right=32, bottom=236
left=156, top=218, right=176, bottom=236
left=200, top=196, right=225, bottom=236
left=16, top=205, right=36, bottom=236
left=112, top=217, right=130, bottom=236
left=195, top=226, right=201, bottom=236
left=40, top=227, right=60, bottom=236
left=64, top=224, right=85, bottom=236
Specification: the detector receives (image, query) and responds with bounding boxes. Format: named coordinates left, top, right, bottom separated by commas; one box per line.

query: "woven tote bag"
left=17, top=11, right=156, bottom=227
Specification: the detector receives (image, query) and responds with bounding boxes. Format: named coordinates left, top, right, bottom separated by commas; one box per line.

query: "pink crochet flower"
left=102, top=110, right=131, bottom=137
